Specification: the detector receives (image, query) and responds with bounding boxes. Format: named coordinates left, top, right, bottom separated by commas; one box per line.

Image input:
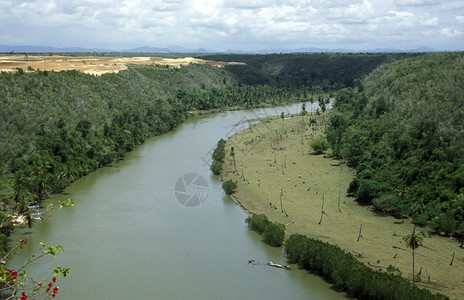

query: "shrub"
left=245, top=214, right=285, bottom=247
left=211, top=138, right=226, bottom=175
left=212, top=139, right=226, bottom=162
left=222, top=180, right=237, bottom=195
left=355, top=179, right=383, bottom=205
left=245, top=213, right=270, bottom=234
left=347, top=177, right=359, bottom=195
left=372, top=193, right=408, bottom=218
left=439, top=212, right=457, bottom=236
left=412, top=203, right=441, bottom=226
left=455, top=222, right=464, bottom=238
left=210, top=160, right=223, bottom=175
left=386, top=264, right=402, bottom=277
left=310, top=137, right=330, bottom=154
left=413, top=213, right=430, bottom=226
left=263, top=222, right=285, bottom=247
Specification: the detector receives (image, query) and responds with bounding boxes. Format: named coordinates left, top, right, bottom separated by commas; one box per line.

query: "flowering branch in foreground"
left=0, top=199, right=74, bottom=299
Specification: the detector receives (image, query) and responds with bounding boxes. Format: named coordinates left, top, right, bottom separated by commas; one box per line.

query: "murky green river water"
left=10, top=103, right=345, bottom=299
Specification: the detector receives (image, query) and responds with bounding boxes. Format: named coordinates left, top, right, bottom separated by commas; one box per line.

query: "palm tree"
left=402, top=225, right=425, bottom=285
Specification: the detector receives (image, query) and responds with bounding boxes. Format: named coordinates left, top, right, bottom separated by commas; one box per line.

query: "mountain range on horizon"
left=0, top=44, right=441, bottom=54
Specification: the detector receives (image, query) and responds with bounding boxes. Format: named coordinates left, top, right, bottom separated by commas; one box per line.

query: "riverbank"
left=221, top=112, right=464, bottom=300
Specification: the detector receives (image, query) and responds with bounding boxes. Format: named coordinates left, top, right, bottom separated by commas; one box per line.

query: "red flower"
left=46, top=282, right=53, bottom=293
left=51, top=287, right=59, bottom=298
left=9, top=269, right=18, bottom=279
left=52, top=277, right=56, bottom=283
left=19, top=239, right=27, bottom=249
left=20, top=291, right=28, bottom=300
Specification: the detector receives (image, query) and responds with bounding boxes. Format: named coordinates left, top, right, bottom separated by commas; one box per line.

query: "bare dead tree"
left=318, top=193, right=325, bottom=225
left=357, top=224, right=363, bottom=242
left=338, top=182, right=342, bottom=212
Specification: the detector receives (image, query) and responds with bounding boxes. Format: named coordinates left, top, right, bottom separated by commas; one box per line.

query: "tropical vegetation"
left=210, top=138, right=226, bottom=175
left=285, top=233, right=447, bottom=299
left=245, top=213, right=285, bottom=247
left=325, top=52, right=464, bottom=238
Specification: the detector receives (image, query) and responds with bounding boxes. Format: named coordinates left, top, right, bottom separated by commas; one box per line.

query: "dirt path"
left=221, top=113, right=464, bottom=300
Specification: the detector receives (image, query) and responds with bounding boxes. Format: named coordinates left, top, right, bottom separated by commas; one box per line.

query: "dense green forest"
left=201, top=53, right=417, bottom=88
left=326, top=52, right=464, bottom=238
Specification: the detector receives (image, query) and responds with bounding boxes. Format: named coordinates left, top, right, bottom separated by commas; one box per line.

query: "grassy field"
left=221, top=111, right=464, bottom=300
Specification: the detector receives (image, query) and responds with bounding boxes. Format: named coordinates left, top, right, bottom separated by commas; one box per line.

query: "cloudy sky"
left=0, top=0, right=463, bottom=51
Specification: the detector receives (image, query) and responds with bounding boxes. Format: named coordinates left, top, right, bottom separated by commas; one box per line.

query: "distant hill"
left=202, top=52, right=420, bottom=88
left=0, top=44, right=439, bottom=54
left=0, top=45, right=112, bottom=53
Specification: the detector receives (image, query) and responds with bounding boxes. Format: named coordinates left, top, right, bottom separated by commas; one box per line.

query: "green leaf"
left=53, top=267, right=71, bottom=277
left=59, top=199, right=75, bottom=208
left=44, top=246, right=57, bottom=257
left=19, top=270, right=29, bottom=278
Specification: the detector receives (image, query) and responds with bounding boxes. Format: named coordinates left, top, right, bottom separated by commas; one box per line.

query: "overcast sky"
left=1, top=0, right=463, bottom=51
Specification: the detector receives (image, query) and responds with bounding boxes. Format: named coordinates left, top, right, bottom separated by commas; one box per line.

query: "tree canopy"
left=326, top=52, right=464, bottom=237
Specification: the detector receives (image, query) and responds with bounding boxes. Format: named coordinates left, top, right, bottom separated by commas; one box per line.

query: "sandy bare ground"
left=0, top=55, right=245, bottom=75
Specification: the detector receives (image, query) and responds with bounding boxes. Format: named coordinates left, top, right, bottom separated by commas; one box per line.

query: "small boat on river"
left=268, top=261, right=291, bottom=270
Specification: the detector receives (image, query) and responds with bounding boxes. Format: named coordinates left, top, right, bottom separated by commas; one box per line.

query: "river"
left=10, top=103, right=345, bottom=299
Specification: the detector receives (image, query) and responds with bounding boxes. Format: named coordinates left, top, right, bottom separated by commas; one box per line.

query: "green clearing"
left=222, top=112, right=463, bottom=300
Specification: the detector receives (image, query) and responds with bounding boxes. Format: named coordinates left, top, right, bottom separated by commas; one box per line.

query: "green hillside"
left=326, top=52, right=464, bottom=237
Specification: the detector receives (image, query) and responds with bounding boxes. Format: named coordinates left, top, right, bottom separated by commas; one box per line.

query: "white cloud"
left=441, top=27, right=463, bottom=38
left=457, top=16, right=464, bottom=25
left=422, top=17, right=438, bottom=26
left=395, top=0, right=439, bottom=6
left=388, top=10, right=414, bottom=18
left=311, top=0, right=364, bottom=9
left=441, top=1, right=464, bottom=10
left=222, top=0, right=276, bottom=10
left=0, top=0, right=462, bottom=51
